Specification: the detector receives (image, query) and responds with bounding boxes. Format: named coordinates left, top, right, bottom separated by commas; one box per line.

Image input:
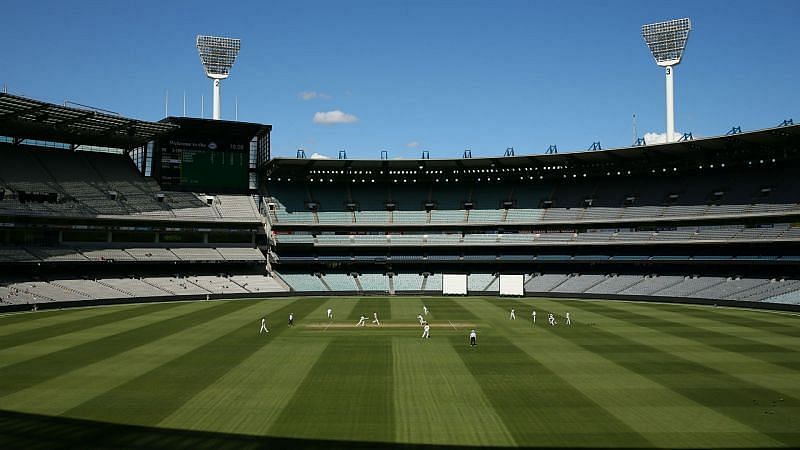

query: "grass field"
left=0, top=296, right=797, bottom=449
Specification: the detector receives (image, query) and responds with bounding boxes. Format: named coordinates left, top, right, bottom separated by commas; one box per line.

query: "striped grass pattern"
left=0, top=296, right=797, bottom=449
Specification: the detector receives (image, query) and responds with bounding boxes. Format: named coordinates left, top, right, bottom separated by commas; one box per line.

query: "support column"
left=212, top=79, right=221, bottom=120
left=665, top=65, right=675, bottom=143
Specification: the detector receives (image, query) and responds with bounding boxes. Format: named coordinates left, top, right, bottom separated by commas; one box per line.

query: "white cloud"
left=643, top=131, right=682, bottom=145
left=299, top=91, right=331, bottom=101
left=406, top=141, right=420, bottom=148
left=313, top=110, right=359, bottom=124
left=309, top=152, right=330, bottom=159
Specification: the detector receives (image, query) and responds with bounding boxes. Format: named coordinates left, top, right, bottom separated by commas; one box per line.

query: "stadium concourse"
left=1, top=92, right=800, bottom=312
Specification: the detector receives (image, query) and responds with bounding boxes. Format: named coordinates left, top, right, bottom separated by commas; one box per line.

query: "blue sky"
left=2, top=0, right=797, bottom=158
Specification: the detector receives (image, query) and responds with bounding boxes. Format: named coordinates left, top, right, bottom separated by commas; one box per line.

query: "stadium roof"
left=0, top=93, right=177, bottom=148
left=265, top=123, right=800, bottom=172
left=160, top=116, right=271, bottom=139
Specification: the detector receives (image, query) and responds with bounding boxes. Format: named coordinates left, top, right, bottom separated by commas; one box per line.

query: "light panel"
left=196, top=35, right=241, bottom=78
left=642, top=18, right=691, bottom=66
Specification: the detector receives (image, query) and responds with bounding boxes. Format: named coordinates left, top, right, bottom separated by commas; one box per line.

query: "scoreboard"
left=159, top=138, right=248, bottom=191
left=153, top=117, right=270, bottom=194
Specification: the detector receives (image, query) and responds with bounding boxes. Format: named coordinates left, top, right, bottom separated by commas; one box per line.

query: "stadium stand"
left=2, top=93, right=799, bottom=312
left=260, top=270, right=800, bottom=306
left=392, top=273, right=424, bottom=292
left=0, top=144, right=261, bottom=222
left=279, top=273, right=328, bottom=292
left=468, top=273, right=496, bottom=292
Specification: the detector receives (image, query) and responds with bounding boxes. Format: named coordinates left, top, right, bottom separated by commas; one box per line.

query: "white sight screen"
left=499, top=275, right=524, bottom=296
left=443, top=274, right=467, bottom=295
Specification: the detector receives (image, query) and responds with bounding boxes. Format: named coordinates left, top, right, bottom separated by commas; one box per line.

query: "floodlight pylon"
left=196, top=35, right=241, bottom=120
left=642, top=18, right=691, bottom=143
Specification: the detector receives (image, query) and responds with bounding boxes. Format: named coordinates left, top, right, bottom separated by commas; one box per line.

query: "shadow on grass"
left=0, top=408, right=776, bottom=450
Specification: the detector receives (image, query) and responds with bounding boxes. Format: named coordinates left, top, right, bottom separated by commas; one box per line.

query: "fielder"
left=565, top=312, right=571, bottom=325
left=259, top=317, right=269, bottom=334
left=548, top=313, right=556, bottom=326
left=422, top=323, right=430, bottom=339
left=417, top=314, right=425, bottom=325
left=356, top=314, right=368, bottom=327
left=531, top=310, right=536, bottom=324
left=327, top=308, right=333, bottom=319
left=423, top=305, right=429, bottom=316
left=372, top=312, right=380, bottom=325
left=288, top=313, right=294, bottom=327
left=469, top=329, right=477, bottom=346
left=510, top=308, right=516, bottom=320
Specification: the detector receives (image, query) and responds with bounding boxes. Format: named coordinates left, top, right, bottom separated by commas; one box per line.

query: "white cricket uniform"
left=532, top=310, right=536, bottom=323
left=510, top=309, right=516, bottom=320
left=288, top=313, right=294, bottom=326
left=417, top=314, right=424, bottom=325
left=357, top=315, right=367, bottom=327
left=423, top=306, right=429, bottom=316
left=469, top=330, right=477, bottom=346
left=260, top=318, right=269, bottom=334
left=548, top=314, right=556, bottom=326
left=566, top=312, right=571, bottom=325
left=422, top=324, right=430, bottom=339
left=372, top=312, right=380, bottom=325
left=327, top=308, right=333, bottom=319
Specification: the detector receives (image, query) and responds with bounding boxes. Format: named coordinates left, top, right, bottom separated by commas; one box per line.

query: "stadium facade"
left=1, top=91, right=799, bottom=312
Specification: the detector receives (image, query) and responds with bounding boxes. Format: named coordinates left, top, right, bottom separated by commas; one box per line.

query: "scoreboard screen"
left=159, top=139, right=248, bottom=191
left=154, top=117, right=270, bottom=194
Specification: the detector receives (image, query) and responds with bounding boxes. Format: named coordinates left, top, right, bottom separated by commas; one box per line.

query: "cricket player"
left=548, top=313, right=556, bottom=326
left=288, top=313, right=294, bottom=327
left=417, top=314, right=424, bottom=325
left=565, top=312, right=571, bottom=325
left=423, top=305, right=429, bottom=316
left=327, top=308, right=333, bottom=319
left=259, top=317, right=269, bottom=334
left=357, top=314, right=367, bottom=327
left=422, top=323, right=430, bottom=339
left=531, top=310, right=536, bottom=324
left=469, top=329, right=477, bottom=346
left=510, top=308, right=516, bottom=320
left=372, top=312, right=380, bottom=325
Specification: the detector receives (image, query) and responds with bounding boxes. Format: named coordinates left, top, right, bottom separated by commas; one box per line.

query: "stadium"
left=1, top=7, right=799, bottom=450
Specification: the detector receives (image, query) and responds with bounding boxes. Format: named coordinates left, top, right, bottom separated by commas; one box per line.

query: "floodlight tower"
left=196, top=35, right=241, bottom=120
left=642, top=18, right=691, bottom=143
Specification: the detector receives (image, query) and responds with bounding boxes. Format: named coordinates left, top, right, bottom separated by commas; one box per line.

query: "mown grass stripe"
left=64, top=298, right=321, bottom=427
left=0, top=303, right=180, bottom=350
left=473, top=297, right=785, bottom=448
left=392, top=337, right=516, bottom=446
left=158, top=299, right=346, bottom=435
left=0, top=300, right=286, bottom=417
left=597, top=301, right=800, bottom=370
left=269, top=336, right=394, bottom=443
left=446, top=299, right=652, bottom=448
left=0, top=301, right=241, bottom=399
left=537, top=299, right=800, bottom=447
left=658, top=304, right=800, bottom=338
left=0, top=307, right=101, bottom=331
